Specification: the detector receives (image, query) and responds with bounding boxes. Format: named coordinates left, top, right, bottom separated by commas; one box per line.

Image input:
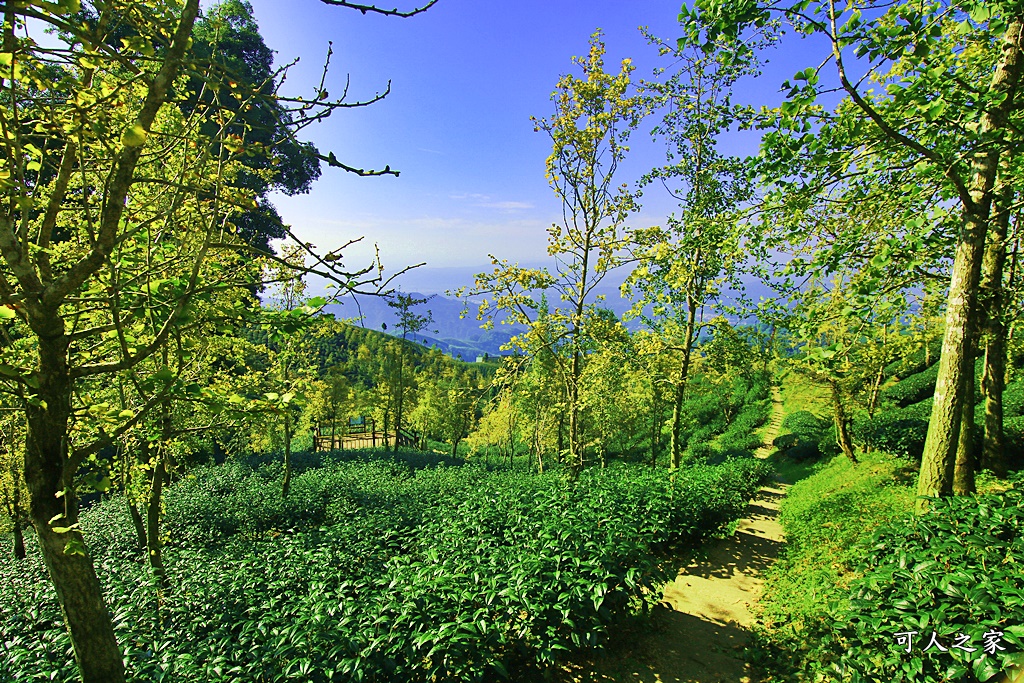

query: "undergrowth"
left=0, top=451, right=772, bottom=683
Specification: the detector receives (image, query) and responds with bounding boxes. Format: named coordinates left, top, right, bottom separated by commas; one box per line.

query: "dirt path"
left=574, top=386, right=788, bottom=683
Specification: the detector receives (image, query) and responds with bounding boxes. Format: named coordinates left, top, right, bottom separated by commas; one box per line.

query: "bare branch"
left=318, top=0, right=439, bottom=18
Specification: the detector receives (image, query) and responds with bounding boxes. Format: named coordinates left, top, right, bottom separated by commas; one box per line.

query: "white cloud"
left=449, top=193, right=533, bottom=210
left=475, top=200, right=534, bottom=210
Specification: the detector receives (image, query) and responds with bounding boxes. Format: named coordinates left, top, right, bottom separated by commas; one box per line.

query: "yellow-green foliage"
left=775, top=368, right=831, bottom=421
left=757, top=451, right=916, bottom=638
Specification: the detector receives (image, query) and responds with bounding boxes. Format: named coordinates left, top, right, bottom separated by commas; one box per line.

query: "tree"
left=413, top=365, right=479, bottom=457
left=468, top=31, right=644, bottom=475
left=0, top=1, right=433, bottom=679
left=0, top=409, right=27, bottom=559
left=679, top=0, right=1024, bottom=504
left=385, top=291, right=434, bottom=449
left=624, top=27, right=763, bottom=468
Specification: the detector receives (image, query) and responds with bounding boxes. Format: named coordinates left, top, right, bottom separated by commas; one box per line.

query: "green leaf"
left=121, top=124, right=148, bottom=148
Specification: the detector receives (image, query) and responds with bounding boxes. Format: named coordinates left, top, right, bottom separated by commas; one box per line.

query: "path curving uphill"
left=572, top=385, right=789, bottom=683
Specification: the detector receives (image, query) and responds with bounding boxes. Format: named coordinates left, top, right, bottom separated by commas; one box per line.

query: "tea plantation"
left=0, top=452, right=771, bottom=682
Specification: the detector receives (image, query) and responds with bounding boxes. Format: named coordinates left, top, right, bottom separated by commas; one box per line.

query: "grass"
left=775, top=368, right=831, bottom=421
left=751, top=450, right=918, bottom=680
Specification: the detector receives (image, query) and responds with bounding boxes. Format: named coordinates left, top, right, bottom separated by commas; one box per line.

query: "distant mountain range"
left=320, top=266, right=777, bottom=360
left=324, top=294, right=524, bottom=360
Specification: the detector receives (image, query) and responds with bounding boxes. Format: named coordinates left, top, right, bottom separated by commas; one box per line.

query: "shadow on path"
left=566, top=387, right=790, bottom=683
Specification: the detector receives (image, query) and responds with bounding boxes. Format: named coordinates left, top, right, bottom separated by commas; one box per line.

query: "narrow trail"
left=574, top=386, right=788, bottom=683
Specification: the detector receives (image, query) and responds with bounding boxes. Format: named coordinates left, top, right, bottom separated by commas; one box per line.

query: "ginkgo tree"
left=467, top=31, right=645, bottom=476
left=0, top=1, right=431, bottom=681
left=677, top=0, right=1024, bottom=505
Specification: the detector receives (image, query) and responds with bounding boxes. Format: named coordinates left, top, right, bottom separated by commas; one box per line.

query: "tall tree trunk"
left=557, top=413, right=564, bottom=462
left=669, top=381, right=686, bottom=469
left=568, top=351, right=583, bottom=477
left=918, top=16, right=1024, bottom=509
left=25, top=336, right=125, bottom=683
left=145, top=448, right=168, bottom=587
left=980, top=197, right=1011, bottom=477
left=828, top=379, right=857, bottom=463
left=12, top=517, right=26, bottom=559
left=11, top=459, right=26, bottom=559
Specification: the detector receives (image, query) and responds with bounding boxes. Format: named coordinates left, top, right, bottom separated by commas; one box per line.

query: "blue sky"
left=243, top=0, right=824, bottom=294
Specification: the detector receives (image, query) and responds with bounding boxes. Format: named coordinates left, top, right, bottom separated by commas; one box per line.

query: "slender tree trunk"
left=282, top=412, right=292, bottom=498
left=980, top=199, right=1011, bottom=476
left=11, top=460, right=26, bottom=559
left=918, top=15, right=1024, bottom=509
left=568, top=351, right=583, bottom=476
left=25, top=336, right=125, bottom=683
left=828, top=379, right=857, bottom=463
left=145, top=449, right=168, bottom=587
left=953, top=376, right=977, bottom=495
left=669, top=304, right=697, bottom=469
left=128, top=502, right=146, bottom=552
left=557, top=412, right=565, bottom=463
left=669, top=381, right=686, bottom=469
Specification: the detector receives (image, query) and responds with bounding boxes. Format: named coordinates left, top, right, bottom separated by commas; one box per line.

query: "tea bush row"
left=818, top=491, right=1024, bottom=682
left=0, top=454, right=772, bottom=682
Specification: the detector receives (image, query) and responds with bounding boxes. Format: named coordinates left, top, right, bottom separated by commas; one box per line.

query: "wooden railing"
left=313, top=418, right=421, bottom=451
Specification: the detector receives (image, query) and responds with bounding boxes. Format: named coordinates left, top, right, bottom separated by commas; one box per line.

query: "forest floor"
left=565, top=386, right=788, bottom=683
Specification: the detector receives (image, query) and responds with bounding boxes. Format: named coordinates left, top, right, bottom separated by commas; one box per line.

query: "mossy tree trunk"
left=980, top=193, right=1012, bottom=477
left=828, top=379, right=857, bottom=463
left=25, top=334, right=125, bottom=683
left=918, top=16, right=1024, bottom=508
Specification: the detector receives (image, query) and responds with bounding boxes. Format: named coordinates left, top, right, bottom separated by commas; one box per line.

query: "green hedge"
left=0, top=453, right=772, bottom=682
left=881, top=363, right=940, bottom=408
left=883, top=340, right=943, bottom=380
left=821, top=491, right=1024, bottom=682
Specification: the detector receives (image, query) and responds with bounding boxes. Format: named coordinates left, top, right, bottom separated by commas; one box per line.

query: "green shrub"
left=1003, top=380, right=1024, bottom=419
left=852, top=412, right=930, bottom=460
left=782, top=410, right=830, bottom=437
left=883, top=340, right=943, bottom=380
left=820, top=491, right=1024, bottom=682
left=881, top=363, right=940, bottom=408
left=754, top=451, right=918, bottom=680
left=0, top=453, right=773, bottom=682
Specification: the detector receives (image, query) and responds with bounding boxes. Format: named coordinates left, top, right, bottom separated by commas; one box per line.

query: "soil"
left=565, top=386, right=789, bottom=683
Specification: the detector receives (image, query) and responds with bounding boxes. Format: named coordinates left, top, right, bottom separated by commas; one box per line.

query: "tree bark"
left=128, top=501, right=146, bottom=552
left=828, top=379, right=857, bottom=463
left=953, top=375, right=977, bottom=495
left=670, top=302, right=698, bottom=469
left=282, top=412, right=292, bottom=498
left=11, top=459, right=26, bottom=559
left=25, top=336, right=125, bottom=683
left=12, top=519, right=26, bottom=559
left=568, top=351, right=583, bottom=477
left=145, top=449, right=168, bottom=587
left=980, top=197, right=1011, bottom=477
left=918, top=15, right=1024, bottom=509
